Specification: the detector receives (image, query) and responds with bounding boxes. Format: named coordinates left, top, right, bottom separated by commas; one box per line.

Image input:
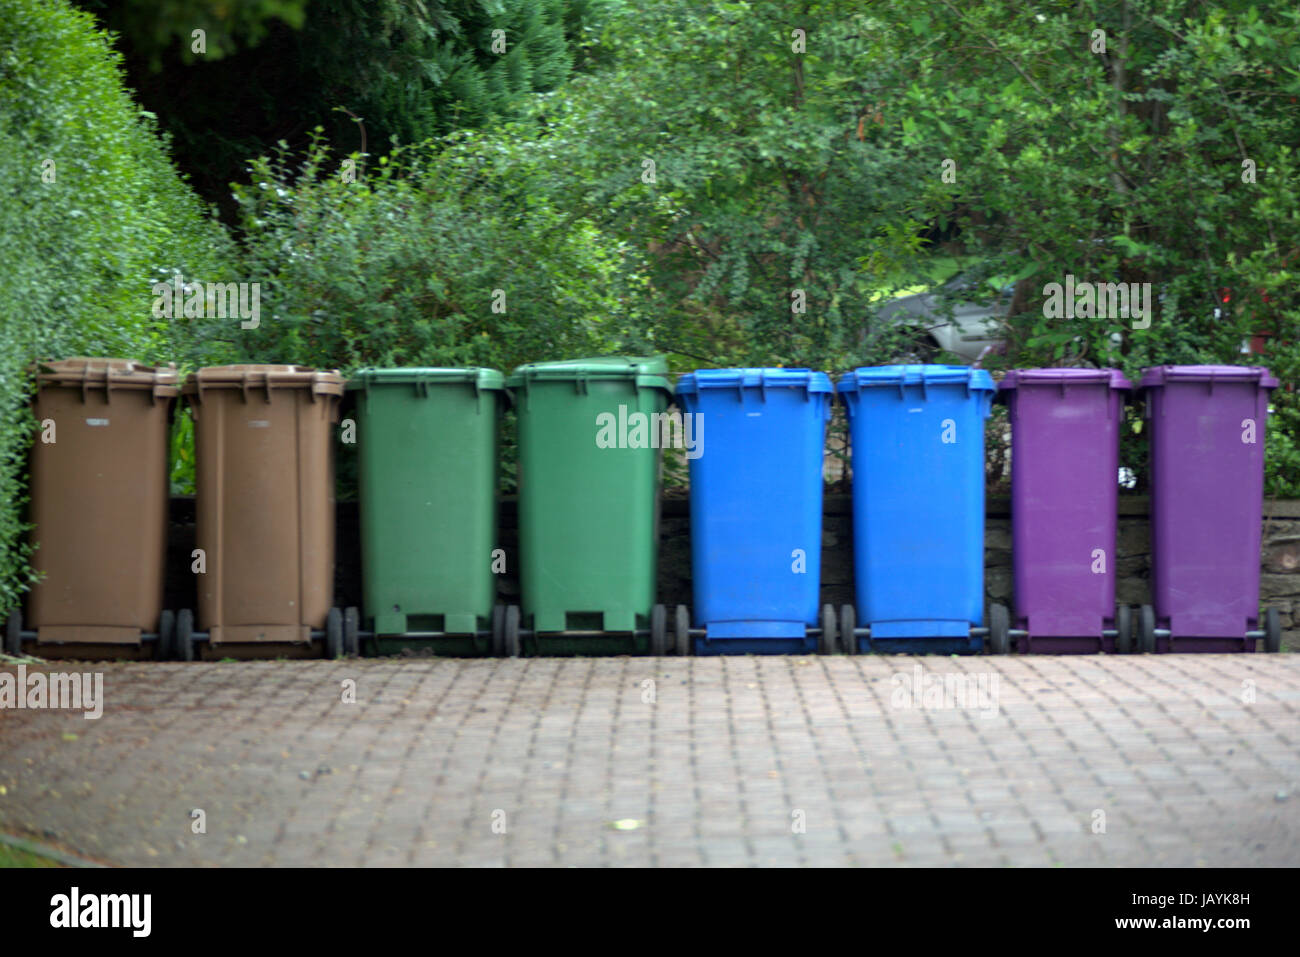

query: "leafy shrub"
left=1263, top=340, right=1300, bottom=499
left=228, top=129, right=642, bottom=374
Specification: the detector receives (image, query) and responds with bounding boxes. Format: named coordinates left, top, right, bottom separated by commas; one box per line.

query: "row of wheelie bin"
left=698, top=362, right=1281, bottom=656
left=8, top=360, right=349, bottom=661
left=3, top=357, right=1283, bottom=660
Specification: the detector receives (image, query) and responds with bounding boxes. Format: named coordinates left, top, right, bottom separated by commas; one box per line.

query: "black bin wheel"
left=988, top=603, right=1010, bottom=655
left=324, top=607, right=343, bottom=659
left=491, top=604, right=506, bottom=656
left=839, top=604, right=856, bottom=655
left=1264, top=607, right=1281, bottom=653
left=674, top=605, right=691, bottom=657
left=1138, top=604, right=1157, bottom=654
left=819, top=604, right=838, bottom=655
left=176, top=609, right=195, bottom=662
left=343, top=607, right=360, bottom=657
left=156, top=609, right=176, bottom=661
left=503, top=605, right=520, bottom=658
left=1114, top=604, right=1133, bottom=654
left=5, top=608, right=22, bottom=656
left=650, top=604, right=667, bottom=656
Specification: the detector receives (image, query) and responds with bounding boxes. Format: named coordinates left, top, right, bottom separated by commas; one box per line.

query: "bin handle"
left=574, top=370, right=588, bottom=395
left=313, top=371, right=342, bottom=402
left=99, top=360, right=130, bottom=405
left=150, top=364, right=176, bottom=404
left=80, top=358, right=92, bottom=406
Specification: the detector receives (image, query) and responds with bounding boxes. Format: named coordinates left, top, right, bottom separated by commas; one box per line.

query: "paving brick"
left=1, top=655, right=1297, bottom=866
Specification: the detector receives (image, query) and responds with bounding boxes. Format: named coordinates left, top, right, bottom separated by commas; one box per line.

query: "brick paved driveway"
left=1, top=655, right=1297, bottom=866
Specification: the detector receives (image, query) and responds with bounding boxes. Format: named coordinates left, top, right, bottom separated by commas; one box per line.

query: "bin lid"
left=347, top=367, right=506, bottom=390
left=1138, top=364, right=1278, bottom=390
left=836, top=364, right=995, bottom=393
left=183, top=364, right=345, bottom=398
left=505, top=356, right=672, bottom=393
left=33, top=358, right=180, bottom=397
left=999, top=368, right=1132, bottom=392
left=675, top=368, right=832, bottom=396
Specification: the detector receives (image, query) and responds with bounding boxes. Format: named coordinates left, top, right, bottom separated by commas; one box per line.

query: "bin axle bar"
left=359, top=630, right=490, bottom=640
left=14, top=630, right=162, bottom=643
left=524, top=628, right=660, bottom=638
left=186, top=630, right=326, bottom=644
left=842, top=626, right=990, bottom=637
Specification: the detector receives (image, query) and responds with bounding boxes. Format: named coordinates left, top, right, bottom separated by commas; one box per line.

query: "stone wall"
left=164, top=495, right=1300, bottom=651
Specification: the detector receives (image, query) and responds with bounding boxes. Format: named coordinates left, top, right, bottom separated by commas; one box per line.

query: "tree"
left=74, top=0, right=311, bottom=64
left=492, top=0, right=1298, bottom=486
left=75, top=0, right=610, bottom=216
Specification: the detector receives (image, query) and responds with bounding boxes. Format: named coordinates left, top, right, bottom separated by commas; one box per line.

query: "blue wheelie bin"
left=837, top=365, right=996, bottom=654
left=676, top=368, right=837, bottom=654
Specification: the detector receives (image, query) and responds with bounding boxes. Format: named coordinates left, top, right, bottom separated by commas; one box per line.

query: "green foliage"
left=75, top=0, right=310, bottom=64
left=214, top=0, right=1297, bottom=493
left=0, top=0, right=234, bottom=606
left=507, top=0, right=931, bottom=372
left=282, top=0, right=578, bottom=146
left=169, top=412, right=197, bottom=496
left=862, top=0, right=1300, bottom=491
left=1263, top=344, right=1300, bottom=499
left=76, top=0, right=611, bottom=217
left=506, top=0, right=1296, bottom=491
left=863, top=1, right=1300, bottom=355
left=225, top=126, right=648, bottom=498
left=7, top=0, right=1300, bottom=541
left=227, top=129, right=640, bottom=374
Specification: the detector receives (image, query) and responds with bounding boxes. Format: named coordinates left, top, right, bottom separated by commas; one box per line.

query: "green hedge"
left=228, top=128, right=644, bottom=374
left=0, top=0, right=234, bottom=609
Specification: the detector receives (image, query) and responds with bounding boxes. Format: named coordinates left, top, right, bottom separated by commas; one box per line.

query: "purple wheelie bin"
left=998, top=368, right=1132, bottom=654
left=1137, top=365, right=1281, bottom=653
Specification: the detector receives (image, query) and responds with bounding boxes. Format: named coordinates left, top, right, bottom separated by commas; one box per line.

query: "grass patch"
left=0, top=839, right=64, bottom=867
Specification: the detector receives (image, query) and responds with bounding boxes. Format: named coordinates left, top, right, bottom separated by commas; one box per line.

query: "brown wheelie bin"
left=6, top=359, right=180, bottom=661
left=178, top=365, right=352, bottom=660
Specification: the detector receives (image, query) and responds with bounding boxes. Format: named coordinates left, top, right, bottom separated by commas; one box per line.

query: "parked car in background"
left=867, top=259, right=1015, bottom=363
left=869, top=250, right=1285, bottom=367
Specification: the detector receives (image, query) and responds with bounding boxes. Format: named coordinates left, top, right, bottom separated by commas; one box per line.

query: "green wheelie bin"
left=506, top=356, right=674, bottom=656
left=349, top=368, right=508, bottom=655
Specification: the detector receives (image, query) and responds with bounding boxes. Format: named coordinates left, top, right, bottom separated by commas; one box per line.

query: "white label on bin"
left=248, top=419, right=271, bottom=428
left=85, top=418, right=109, bottom=426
